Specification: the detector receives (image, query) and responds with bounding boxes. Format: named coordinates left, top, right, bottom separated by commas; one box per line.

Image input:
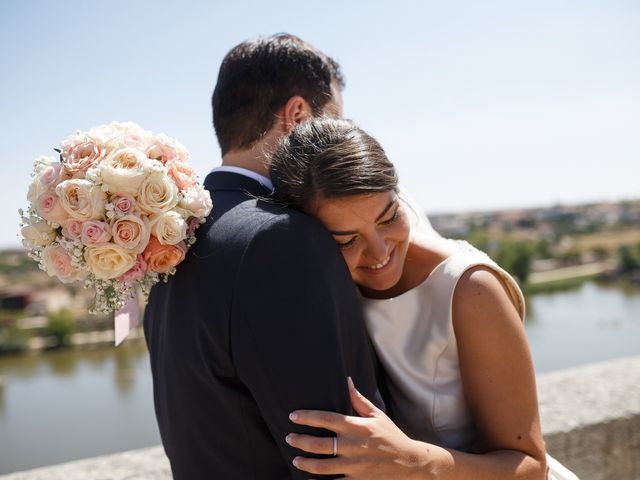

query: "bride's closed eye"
left=379, top=206, right=399, bottom=226
left=337, top=236, right=358, bottom=249
left=335, top=206, right=399, bottom=249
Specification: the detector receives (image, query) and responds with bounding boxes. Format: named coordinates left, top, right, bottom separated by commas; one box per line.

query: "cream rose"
left=99, top=148, right=151, bottom=195
left=89, top=122, right=149, bottom=154
left=56, top=179, right=107, bottom=221
left=111, top=214, right=150, bottom=254
left=180, top=185, right=213, bottom=218
left=84, top=244, right=137, bottom=280
left=137, top=172, right=179, bottom=215
left=42, top=244, right=85, bottom=284
left=27, top=178, right=45, bottom=205
left=149, top=211, right=188, bottom=245
left=21, top=221, right=56, bottom=248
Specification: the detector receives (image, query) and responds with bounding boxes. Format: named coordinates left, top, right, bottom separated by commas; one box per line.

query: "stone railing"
left=2, top=355, right=639, bottom=480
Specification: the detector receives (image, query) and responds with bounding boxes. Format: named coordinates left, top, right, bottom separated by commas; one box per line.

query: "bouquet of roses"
left=19, top=121, right=212, bottom=344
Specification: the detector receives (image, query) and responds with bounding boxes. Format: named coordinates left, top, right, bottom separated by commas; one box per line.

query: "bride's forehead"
left=315, top=192, right=395, bottom=223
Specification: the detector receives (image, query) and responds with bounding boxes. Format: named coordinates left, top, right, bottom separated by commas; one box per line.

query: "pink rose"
left=81, top=221, right=112, bottom=246
left=143, top=236, right=186, bottom=273
left=42, top=244, right=85, bottom=284
left=145, top=134, right=188, bottom=165
left=38, top=163, right=68, bottom=189
left=111, top=194, right=137, bottom=216
left=111, top=214, right=150, bottom=254
left=186, top=217, right=200, bottom=237
left=61, top=219, right=83, bottom=240
left=117, top=254, right=147, bottom=282
left=166, top=159, right=197, bottom=190
left=62, top=137, right=106, bottom=175
left=36, top=193, right=69, bottom=224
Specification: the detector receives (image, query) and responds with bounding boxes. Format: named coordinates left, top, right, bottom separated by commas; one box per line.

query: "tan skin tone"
left=285, top=192, right=548, bottom=479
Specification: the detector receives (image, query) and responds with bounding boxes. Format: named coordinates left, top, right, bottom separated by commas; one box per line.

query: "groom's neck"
left=221, top=133, right=281, bottom=179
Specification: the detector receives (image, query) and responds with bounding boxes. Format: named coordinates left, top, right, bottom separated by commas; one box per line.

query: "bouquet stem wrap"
left=114, top=287, right=140, bottom=346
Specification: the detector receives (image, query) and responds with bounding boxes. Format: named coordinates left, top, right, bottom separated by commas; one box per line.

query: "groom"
left=144, top=34, right=384, bottom=479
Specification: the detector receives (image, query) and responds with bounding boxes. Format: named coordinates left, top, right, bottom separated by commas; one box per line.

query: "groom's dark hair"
left=212, top=33, right=344, bottom=155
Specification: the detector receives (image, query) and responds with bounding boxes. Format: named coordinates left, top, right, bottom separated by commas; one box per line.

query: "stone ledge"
left=3, top=355, right=640, bottom=480
left=537, top=355, right=640, bottom=480
left=0, top=447, right=171, bottom=480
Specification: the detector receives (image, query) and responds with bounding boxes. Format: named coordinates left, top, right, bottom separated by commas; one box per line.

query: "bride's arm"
left=286, top=266, right=547, bottom=480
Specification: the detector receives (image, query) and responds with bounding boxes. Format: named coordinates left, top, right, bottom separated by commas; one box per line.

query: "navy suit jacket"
left=144, top=170, right=383, bottom=479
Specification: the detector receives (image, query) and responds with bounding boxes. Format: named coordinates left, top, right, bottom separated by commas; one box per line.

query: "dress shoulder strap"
left=432, top=241, right=526, bottom=322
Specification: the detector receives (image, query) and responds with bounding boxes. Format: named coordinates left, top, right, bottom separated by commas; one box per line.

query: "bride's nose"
left=364, top=233, right=388, bottom=262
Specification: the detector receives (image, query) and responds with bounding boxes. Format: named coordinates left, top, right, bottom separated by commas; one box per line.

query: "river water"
left=1, top=281, right=639, bottom=474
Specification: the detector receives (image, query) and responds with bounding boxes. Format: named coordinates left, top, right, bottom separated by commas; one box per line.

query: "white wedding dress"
left=362, top=239, right=578, bottom=479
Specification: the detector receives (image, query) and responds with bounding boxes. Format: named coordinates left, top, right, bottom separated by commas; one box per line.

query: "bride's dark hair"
left=270, top=118, right=398, bottom=212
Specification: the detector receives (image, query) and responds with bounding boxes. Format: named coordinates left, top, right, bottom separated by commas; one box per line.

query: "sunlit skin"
left=287, top=190, right=548, bottom=479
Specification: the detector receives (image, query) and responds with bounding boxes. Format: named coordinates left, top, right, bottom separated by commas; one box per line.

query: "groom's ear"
left=279, top=96, right=313, bottom=133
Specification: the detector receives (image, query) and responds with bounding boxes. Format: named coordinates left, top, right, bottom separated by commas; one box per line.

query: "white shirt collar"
left=210, top=165, right=274, bottom=191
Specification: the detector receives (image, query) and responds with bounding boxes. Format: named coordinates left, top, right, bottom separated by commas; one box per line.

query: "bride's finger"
left=348, top=376, right=380, bottom=418
left=285, top=433, right=335, bottom=455
left=289, top=409, right=352, bottom=432
left=292, top=455, right=347, bottom=476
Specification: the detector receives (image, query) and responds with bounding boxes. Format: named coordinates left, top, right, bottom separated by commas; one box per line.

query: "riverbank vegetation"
left=2, top=200, right=639, bottom=355
left=429, top=200, right=640, bottom=294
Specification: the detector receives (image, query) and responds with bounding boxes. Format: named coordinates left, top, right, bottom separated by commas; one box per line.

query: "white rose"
left=27, top=178, right=46, bottom=205
left=88, top=121, right=150, bottom=153
left=137, top=172, right=179, bottom=215
left=180, top=185, right=213, bottom=219
left=32, top=155, right=59, bottom=175
left=21, top=221, right=56, bottom=248
left=84, top=244, right=137, bottom=280
left=149, top=211, right=188, bottom=245
left=56, top=179, right=107, bottom=221
left=99, top=148, right=151, bottom=195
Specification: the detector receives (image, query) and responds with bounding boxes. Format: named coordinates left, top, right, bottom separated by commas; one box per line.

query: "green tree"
left=495, top=240, right=534, bottom=284
left=618, top=244, right=640, bottom=272
left=45, top=309, right=76, bottom=347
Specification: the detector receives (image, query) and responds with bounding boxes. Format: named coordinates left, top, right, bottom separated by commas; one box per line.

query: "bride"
left=269, top=118, right=578, bottom=479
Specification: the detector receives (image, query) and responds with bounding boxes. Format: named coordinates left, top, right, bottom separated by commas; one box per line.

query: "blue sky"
left=1, top=0, right=639, bottom=248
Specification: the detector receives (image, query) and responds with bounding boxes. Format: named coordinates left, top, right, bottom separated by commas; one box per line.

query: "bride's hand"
left=286, top=378, right=437, bottom=480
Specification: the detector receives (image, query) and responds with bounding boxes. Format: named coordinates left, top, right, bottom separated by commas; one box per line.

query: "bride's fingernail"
left=285, top=434, right=293, bottom=445
left=292, top=457, right=300, bottom=467
left=289, top=412, right=299, bottom=421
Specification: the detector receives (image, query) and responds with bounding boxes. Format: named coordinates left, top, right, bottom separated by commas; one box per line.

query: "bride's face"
left=312, top=191, right=411, bottom=292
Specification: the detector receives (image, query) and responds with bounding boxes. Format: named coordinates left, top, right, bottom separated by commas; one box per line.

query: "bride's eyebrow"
left=329, top=199, right=397, bottom=236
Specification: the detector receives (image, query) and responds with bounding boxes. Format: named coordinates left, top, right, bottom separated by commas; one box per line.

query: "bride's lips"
left=359, top=247, right=395, bottom=275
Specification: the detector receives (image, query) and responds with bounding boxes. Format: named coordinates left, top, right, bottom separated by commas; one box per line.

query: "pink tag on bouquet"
left=114, top=294, right=140, bottom=346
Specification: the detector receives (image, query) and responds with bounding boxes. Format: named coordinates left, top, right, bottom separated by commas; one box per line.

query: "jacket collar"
left=203, top=170, right=273, bottom=198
